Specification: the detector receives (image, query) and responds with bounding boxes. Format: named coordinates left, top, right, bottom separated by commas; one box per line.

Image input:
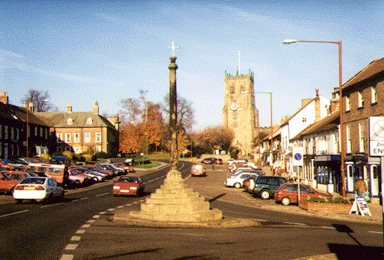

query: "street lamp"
left=283, top=38, right=345, bottom=198
left=255, top=91, right=273, bottom=171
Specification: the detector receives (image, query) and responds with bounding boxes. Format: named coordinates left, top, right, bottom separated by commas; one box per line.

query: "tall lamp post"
left=283, top=39, right=345, bottom=198
left=255, top=91, right=273, bottom=171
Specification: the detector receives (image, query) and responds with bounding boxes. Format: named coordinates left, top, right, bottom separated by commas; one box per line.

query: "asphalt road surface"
left=1, top=162, right=382, bottom=260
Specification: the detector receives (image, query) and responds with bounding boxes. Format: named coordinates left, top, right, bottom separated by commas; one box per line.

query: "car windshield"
left=21, top=178, right=46, bottom=185
left=118, top=177, right=139, bottom=183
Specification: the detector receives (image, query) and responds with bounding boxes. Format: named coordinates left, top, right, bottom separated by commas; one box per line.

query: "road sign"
left=292, top=147, right=303, bottom=166
left=369, top=116, right=384, bottom=156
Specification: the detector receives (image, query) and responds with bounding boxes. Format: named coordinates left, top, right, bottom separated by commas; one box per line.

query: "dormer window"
left=86, top=117, right=93, bottom=125
left=67, top=118, right=73, bottom=125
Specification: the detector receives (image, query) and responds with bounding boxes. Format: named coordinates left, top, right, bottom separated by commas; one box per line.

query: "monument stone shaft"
left=169, top=56, right=178, bottom=170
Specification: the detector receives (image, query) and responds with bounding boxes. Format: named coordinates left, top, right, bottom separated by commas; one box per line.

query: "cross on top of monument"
left=168, top=41, right=179, bottom=57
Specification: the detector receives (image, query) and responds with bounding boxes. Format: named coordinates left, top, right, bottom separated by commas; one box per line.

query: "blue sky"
left=1, top=1, right=384, bottom=129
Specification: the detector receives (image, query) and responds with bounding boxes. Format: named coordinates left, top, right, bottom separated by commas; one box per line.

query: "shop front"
left=314, top=155, right=341, bottom=193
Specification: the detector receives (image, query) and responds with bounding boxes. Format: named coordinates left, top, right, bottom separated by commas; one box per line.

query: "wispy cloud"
left=94, top=12, right=126, bottom=23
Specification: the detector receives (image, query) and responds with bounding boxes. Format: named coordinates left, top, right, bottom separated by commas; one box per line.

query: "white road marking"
left=93, top=214, right=100, bottom=219
left=321, top=226, right=336, bottom=230
left=369, top=231, right=383, bottom=234
left=283, top=222, right=308, bottom=226
left=117, top=205, right=125, bottom=209
left=81, top=224, right=91, bottom=228
left=126, top=203, right=133, bottom=206
left=107, top=208, right=115, bottom=211
left=65, top=244, right=78, bottom=250
left=132, top=201, right=139, bottom=204
left=71, top=199, right=79, bottom=202
left=87, top=219, right=96, bottom=223
left=71, top=236, right=81, bottom=241
left=41, top=202, right=64, bottom=208
left=80, top=197, right=89, bottom=200
left=99, top=211, right=107, bottom=215
left=0, top=209, right=29, bottom=218
left=76, top=229, right=86, bottom=234
left=60, top=254, right=74, bottom=260
left=96, top=192, right=109, bottom=197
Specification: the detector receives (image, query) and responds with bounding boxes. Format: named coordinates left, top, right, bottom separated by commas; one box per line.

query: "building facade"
left=222, top=70, right=259, bottom=158
left=35, top=102, right=119, bottom=156
left=341, top=58, right=384, bottom=198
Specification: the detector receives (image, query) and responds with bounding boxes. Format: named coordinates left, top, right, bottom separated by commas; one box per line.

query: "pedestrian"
left=354, top=176, right=368, bottom=198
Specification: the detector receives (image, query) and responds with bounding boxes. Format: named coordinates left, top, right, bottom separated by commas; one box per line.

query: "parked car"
left=201, top=158, right=217, bottom=164
left=275, top=183, right=332, bottom=206
left=0, top=172, right=25, bottom=194
left=13, top=177, right=64, bottom=204
left=243, top=172, right=265, bottom=193
left=225, top=172, right=262, bottom=189
left=190, top=164, right=206, bottom=177
left=113, top=176, right=145, bottom=196
left=68, top=168, right=92, bottom=186
left=113, top=162, right=135, bottom=173
left=215, top=158, right=223, bottom=165
left=252, top=176, right=288, bottom=199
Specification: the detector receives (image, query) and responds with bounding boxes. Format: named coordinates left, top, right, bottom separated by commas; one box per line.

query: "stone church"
left=222, top=70, right=259, bottom=158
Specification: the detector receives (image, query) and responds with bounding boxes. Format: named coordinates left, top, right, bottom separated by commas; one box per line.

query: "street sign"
left=369, top=116, right=384, bottom=156
left=292, top=147, right=303, bottom=166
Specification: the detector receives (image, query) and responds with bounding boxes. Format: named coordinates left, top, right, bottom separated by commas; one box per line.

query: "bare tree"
left=22, top=89, right=57, bottom=112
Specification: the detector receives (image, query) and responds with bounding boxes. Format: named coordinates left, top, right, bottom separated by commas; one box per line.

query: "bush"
left=95, top=152, right=109, bottom=159
left=83, top=153, right=95, bottom=162
left=62, top=151, right=74, bottom=160
left=307, top=197, right=349, bottom=203
left=40, top=153, right=51, bottom=161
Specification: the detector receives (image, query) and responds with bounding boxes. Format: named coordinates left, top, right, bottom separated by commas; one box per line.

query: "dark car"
left=252, top=176, right=288, bottom=199
left=201, top=158, right=217, bottom=164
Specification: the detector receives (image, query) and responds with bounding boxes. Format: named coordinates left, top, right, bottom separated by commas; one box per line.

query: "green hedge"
left=307, top=197, right=349, bottom=204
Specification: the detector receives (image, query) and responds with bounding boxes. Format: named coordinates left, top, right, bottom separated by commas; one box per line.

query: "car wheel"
left=60, top=191, right=65, bottom=201
left=234, top=182, right=241, bottom=189
left=44, top=194, right=53, bottom=204
left=281, top=197, right=291, bottom=206
left=260, top=190, right=271, bottom=199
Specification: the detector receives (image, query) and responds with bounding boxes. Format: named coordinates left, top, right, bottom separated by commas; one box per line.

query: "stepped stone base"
left=121, top=169, right=223, bottom=223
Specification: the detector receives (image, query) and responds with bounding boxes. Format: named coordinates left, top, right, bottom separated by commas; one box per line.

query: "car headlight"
left=113, top=186, right=120, bottom=190
left=130, top=187, right=138, bottom=190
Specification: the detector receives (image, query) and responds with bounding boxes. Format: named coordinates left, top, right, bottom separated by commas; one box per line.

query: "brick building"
left=35, top=102, right=119, bottom=156
left=341, top=58, right=384, bottom=198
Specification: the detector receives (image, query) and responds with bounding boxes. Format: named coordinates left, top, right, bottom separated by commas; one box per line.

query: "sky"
left=1, top=0, right=384, bottom=130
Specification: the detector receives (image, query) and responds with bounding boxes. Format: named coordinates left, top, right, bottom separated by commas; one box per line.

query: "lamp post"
left=283, top=39, right=345, bottom=198
left=255, top=91, right=273, bottom=171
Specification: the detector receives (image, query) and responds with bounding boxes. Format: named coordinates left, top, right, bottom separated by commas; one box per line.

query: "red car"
left=113, top=176, right=144, bottom=196
left=274, top=183, right=332, bottom=206
left=0, top=171, right=29, bottom=194
left=190, top=164, right=206, bottom=177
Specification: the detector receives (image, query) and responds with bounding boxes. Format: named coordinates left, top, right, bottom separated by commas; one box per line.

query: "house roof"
left=280, top=97, right=316, bottom=127
left=34, top=111, right=115, bottom=129
left=291, top=111, right=340, bottom=141
left=342, top=57, right=384, bottom=90
left=0, top=102, right=49, bottom=126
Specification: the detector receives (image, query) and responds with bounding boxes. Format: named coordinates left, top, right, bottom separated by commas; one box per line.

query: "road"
left=0, top=162, right=382, bottom=259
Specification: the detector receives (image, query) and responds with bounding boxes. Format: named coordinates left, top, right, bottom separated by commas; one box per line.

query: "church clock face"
left=230, top=101, right=238, bottom=111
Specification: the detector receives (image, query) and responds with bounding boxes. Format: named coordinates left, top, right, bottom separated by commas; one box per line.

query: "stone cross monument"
left=122, top=43, right=222, bottom=224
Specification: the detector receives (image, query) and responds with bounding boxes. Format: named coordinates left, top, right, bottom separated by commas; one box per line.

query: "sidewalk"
left=260, top=166, right=382, bottom=224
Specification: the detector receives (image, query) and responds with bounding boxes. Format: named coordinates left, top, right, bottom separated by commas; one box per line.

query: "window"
left=67, top=118, right=73, bottom=125
left=84, top=132, right=91, bottom=143
left=240, top=85, right=246, bottom=93
left=86, top=117, right=93, bottom=125
left=11, top=128, right=14, bottom=140
left=40, top=127, right=43, bottom=137
left=359, top=122, right=366, bottom=153
left=96, top=145, right=102, bottom=152
left=358, top=91, right=364, bottom=108
left=16, top=128, right=19, bottom=140
left=345, top=95, right=351, bottom=111
left=95, top=132, right=101, bottom=143
left=65, top=133, right=71, bottom=143
left=230, top=85, right=235, bottom=94
left=346, top=125, right=351, bottom=153
left=45, top=129, right=48, bottom=139
left=4, top=126, right=8, bottom=139
left=57, top=133, right=63, bottom=143
left=35, top=126, right=37, bottom=136
left=371, top=85, right=377, bottom=104
left=302, top=117, right=307, bottom=123
left=74, top=133, right=80, bottom=143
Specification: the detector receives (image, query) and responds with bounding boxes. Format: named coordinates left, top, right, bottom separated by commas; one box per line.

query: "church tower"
left=222, top=69, right=259, bottom=158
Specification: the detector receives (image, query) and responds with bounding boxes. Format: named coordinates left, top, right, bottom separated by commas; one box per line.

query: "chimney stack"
left=93, top=101, right=99, bottom=115
left=0, top=92, right=9, bottom=104
left=66, top=104, right=72, bottom=113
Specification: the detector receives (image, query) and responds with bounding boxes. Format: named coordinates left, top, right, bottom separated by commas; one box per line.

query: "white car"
left=225, top=172, right=262, bottom=189
left=13, top=177, right=64, bottom=204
